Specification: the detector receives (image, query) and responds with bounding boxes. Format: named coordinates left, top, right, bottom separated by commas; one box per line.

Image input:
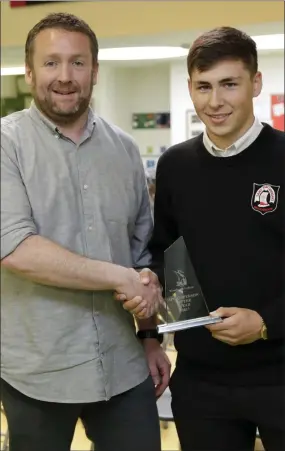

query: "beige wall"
left=1, top=1, right=283, bottom=47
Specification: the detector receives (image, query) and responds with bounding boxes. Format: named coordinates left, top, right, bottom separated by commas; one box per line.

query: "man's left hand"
left=142, top=338, right=171, bottom=398
left=205, top=307, right=263, bottom=346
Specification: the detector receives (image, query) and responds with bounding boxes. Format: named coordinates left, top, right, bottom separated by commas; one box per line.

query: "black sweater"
left=149, top=124, right=285, bottom=385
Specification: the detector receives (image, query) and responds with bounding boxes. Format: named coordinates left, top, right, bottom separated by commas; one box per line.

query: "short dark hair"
left=187, top=26, right=258, bottom=77
left=25, top=12, right=99, bottom=67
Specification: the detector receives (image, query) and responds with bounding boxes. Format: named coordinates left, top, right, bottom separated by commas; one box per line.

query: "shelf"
left=140, top=154, right=161, bottom=157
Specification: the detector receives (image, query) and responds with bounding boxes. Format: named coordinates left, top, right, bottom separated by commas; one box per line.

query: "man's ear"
left=92, top=62, right=99, bottom=85
left=25, top=64, right=33, bottom=87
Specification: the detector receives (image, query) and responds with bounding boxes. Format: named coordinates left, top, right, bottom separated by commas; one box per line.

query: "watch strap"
left=137, top=329, right=164, bottom=344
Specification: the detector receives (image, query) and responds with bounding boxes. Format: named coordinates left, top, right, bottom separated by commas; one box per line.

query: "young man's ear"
left=253, top=71, right=263, bottom=98
left=188, top=78, right=193, bottom=99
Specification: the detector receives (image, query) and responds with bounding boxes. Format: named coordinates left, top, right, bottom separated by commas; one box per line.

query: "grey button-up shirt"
left=1, top=102, right=152, bottom=403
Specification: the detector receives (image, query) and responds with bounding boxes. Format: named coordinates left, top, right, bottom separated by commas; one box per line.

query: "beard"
left=31, top=74, right=94, bottom=126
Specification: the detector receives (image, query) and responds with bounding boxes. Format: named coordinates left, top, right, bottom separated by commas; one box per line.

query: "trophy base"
left=157, top=315, right=222, bottom=334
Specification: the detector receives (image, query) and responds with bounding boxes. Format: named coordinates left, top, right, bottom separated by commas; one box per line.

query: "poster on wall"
left=271, top=94, right=284, bottom=131
left=132, top=113, right=170, bottom=129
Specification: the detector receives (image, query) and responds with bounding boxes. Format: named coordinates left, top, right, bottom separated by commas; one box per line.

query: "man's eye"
left=224, top=83, right=237, bottom=88
left=73, top=61, right=84, bottom=66
left=198, top=86, right=210, bottom=92
left=45, top=61, right=57, bottom=67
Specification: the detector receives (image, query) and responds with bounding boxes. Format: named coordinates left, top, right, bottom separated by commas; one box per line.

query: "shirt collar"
left=203, top=117, right=264, bottom=157
left=29, top=100, right=96, bottom=137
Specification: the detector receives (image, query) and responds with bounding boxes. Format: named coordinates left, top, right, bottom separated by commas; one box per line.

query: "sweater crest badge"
left=251, top=183, right=280, bottom=215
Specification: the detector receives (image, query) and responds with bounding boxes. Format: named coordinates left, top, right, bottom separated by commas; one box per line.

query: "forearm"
left=1, top=234, right=128, bottom=292
left=137, top=315, right=158, bottom=330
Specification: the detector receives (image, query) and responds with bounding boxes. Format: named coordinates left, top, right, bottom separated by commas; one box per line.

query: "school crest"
left=251, top=183, right=280, bottom=215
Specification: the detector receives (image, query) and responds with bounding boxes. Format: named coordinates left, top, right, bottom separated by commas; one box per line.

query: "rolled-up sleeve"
left=1, top=140, right=37, bottom=259
left=131, top=182, right=153, bottom=269
left=130, top=154, right=153, bottom=269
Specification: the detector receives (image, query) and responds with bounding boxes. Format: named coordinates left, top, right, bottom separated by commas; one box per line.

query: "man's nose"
left=208, top=89, right=224, bottom=109
left=57, top=63, right=72, bottom=83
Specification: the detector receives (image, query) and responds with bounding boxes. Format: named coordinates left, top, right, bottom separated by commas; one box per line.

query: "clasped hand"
left=115, top=268, right=163, bottom=319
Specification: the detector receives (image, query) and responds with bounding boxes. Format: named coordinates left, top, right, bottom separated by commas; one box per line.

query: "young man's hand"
left=206, top=307, right=263, bottom=345
left=115, top=268, right=163, bottom=319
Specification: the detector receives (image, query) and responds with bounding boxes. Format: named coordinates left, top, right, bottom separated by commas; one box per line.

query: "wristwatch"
left=260, top=320, right=268, bottom=340
left=137, top=329, right=164, bottom=344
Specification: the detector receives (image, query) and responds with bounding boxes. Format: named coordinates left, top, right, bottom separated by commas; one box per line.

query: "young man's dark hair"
left=25, top=12, right=99, bottom=67
left=187, top=26, right=258, bottom=77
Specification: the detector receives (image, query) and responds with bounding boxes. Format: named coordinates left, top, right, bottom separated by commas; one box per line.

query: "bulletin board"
left=186, top=109, right=204, bottom=139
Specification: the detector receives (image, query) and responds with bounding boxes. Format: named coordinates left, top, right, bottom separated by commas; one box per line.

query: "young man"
left=1, top=13, right=170, bottom=451
left=147, top=27, right=284, bottom=450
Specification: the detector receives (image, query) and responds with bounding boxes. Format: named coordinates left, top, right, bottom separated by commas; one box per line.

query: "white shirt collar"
left=203, top=117, right=263, bottom=157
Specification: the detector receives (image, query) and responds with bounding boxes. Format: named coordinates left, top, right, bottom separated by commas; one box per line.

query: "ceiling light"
left=1, top=66, right=25, bottom=76
left=98, top=46, right=188, bottom=61
left=252, top=34, right=284, bottom=50
left=1, top=35, right=283, bottom=76
left=0, top=47, right=187, bottom=75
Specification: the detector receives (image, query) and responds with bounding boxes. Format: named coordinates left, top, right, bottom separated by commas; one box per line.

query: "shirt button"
left=88, top=226, right=93, bottom=231
left=83, top=184, right=88, bottom=190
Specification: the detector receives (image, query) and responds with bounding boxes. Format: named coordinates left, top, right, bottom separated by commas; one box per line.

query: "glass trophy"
left=157, top=236, right=222, bottom=333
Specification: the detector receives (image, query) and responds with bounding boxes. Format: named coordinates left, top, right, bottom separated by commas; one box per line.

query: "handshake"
left=115, top=268, right=164, bottom=319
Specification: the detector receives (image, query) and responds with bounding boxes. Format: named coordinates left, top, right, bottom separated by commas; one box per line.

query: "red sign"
left=10, top=1, right=58, bottom=6
left=10, top=1, right=26, bottom=6
left=271, top=94, right=284, bottom=131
